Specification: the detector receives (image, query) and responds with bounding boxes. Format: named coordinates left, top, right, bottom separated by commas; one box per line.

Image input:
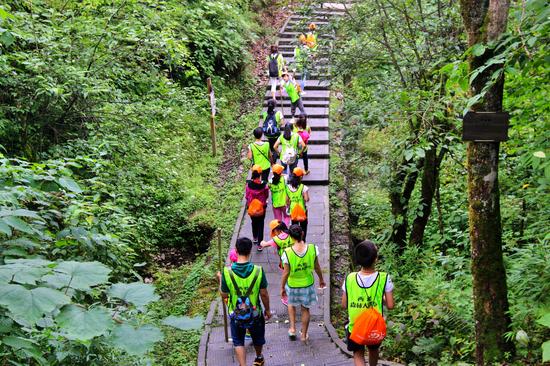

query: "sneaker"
left=256, top=244, right=263, bottom=252
left=245, top=333, right=252, bottom=341
left=253, top=356, right=265, bottom=366
left=305, top=170, right=310, bottom=175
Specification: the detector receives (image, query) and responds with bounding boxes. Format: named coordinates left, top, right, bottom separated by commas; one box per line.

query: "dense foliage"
left=0, top=0, right=269, bottom=364
left=333, top=0, right=549, bottom=364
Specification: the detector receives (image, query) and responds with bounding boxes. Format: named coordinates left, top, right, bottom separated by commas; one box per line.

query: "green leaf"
left=471, top=44, right=486, bottom=56
left=58, top=176, right=83, bottom=193
left=2, top=216, right=34, bottom=234
left=108, top=282, right=159, bottom=308
left=0, top=259, right=52, bottom=285
left=56, top=305, right=113, bottom=341
left=0, top=284, right=70, bottom=325
left=536, top=313, right=550, bottom=328
left=162, top=315, right=203, bottom=330
left=543, top=341, right=550, bottom=363
left=0, top=316, right=14, bottom=334
left=109, top=324, right=164, bottom=356
left=42, top=261, right=111, bottom=290
left=0, top=209, right=41, bottom=219
left=0, top=8, right=14, bottom=20
left=0, top=220, right=12, bottom=236
left=533, top=151, right=546, bottom=158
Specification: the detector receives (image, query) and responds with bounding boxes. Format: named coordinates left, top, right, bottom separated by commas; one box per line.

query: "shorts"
left=270, top=77, right=279, bottom=93
left=345, top=327, right=381, bottom=352
left=230, top=317, right=266, bottom=347
left=286, top=284, right=317, bottom=308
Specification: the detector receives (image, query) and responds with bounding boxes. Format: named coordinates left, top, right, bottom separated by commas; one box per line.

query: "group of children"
left=217, top=21, right=395, bottom=366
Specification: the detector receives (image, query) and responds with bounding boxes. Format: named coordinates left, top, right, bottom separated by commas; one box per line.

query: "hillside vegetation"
left=0, top=0, right=272, bottom=364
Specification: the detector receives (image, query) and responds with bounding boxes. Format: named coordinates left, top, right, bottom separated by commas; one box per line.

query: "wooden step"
left=266, top=81, right=330, bottom=91
left=264, top=90, right=330, bottom=100
left=308, top=117, right=330, bottom=130
left=263, top=100, right=329, bottom=108
left=300, top=158, right=329, bottom=185
left=306, top=144, right=329, bottom=158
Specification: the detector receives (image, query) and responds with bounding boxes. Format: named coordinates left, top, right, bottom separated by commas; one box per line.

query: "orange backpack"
left=247, top=198, right=265, bottom=217
left=290, top=204, right=307, bottom=222
left=350, top=307, right=387, bottom=346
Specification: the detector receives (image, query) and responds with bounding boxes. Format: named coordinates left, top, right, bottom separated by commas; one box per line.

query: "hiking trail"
left=198, top=4, right=401, bottom=365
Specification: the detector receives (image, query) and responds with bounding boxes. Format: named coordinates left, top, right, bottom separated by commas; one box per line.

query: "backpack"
left=350, top=307, right=387, bottom=346
left=262, top=112, right=280, bottom=137
left=290, top=203, right=307, bottom=222
left=268, top=54, right=279, bottom=77
left=306, top=33, right=317, bottom=49
left=247, top=198, right=265, bottom=217
left=227, top=269, right=261, bottom=328
left=349, top=276, right=387, bottom=345
left=297, top=129, right=310, bottom=144
left=281, top=135, right=298, bottom=165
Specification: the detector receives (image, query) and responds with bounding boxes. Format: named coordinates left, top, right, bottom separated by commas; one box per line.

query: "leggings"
left=273, top=206, right=290, bottom=226
left=291, top=98, right=306, bottom=117
left=251, top=214, right=266, bottom=243
left=301, top=150, right=309, bottom=172
left=292, top=214, right=308, bottom=241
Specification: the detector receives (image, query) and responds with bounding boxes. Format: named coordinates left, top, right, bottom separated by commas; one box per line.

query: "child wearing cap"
left=286, top=167, right=309, bottom=240
left=245, top=165, right=269, bottom=250
left=268, top=164, right=290, bottom=226
left=247, top=127, right=272, bottom=182
left=260, top=220, right=292, bottom=265
left=280, top=72, right=306, bottom=118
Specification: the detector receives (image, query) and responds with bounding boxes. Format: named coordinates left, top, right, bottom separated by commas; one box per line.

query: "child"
left=247, top=127, right=272, bottom=182
left=293, top=115, right=312, bottom=175
left=260, top=219, right=293, bottom=268
left=267, top=45, right=286, bottom=100
left=286, top=167, right=309, bottom=240
left=294, top=34, right=311, bottom=93
left=280, top=72, right=306, bottom=118
left=341, top=240, right=395, bottom=366
left=245, top=165, right=269, bottom=250
left=280, top=224, right=325, bottom=342
left=274, top=124, right=306, bottom=176
left=267, top=164, right=290, bottom=225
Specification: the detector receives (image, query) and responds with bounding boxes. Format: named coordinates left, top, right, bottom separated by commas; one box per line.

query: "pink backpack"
left=298, top=129, right=310, bottom=145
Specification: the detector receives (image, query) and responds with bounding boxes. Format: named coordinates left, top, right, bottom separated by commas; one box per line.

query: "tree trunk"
left=390, top=157, right=423, bottom=252
left=458, top=0, right=515, bottom=363
left=409, top=146, right=438, bottom=246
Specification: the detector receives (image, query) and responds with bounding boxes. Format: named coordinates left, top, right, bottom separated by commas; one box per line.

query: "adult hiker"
left=280, top=72, right=306, bottom=119
left=293, top=115, right=312, bottom=175
left=218, top=237, right=271, bottom=366
left=294, top=34, right=311, bottom=93
left=342, top=240, right=394, bottom=366
left=267, top=164, right=290, bottom=225
left=286, top=167, right=309, bottom=240
left=274, top=123, right=306, bottom=176
left=245, top=165, right=269, bottom=250
left=247, top=127, right=272, bottom=181
left=267, top=45, right=286, bottom=100
left=260, top=219, right=292, bottom=268
left=280, top=224, right=325, bottom=342
left=261, top=99, right=284, bottom=162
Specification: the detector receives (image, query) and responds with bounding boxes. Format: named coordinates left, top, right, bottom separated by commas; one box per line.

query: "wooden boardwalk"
left=198, top=4, right=400, bottom=366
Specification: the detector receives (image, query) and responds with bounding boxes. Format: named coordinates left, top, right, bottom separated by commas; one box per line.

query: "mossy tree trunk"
left=458, top=0, right=515, bottom=363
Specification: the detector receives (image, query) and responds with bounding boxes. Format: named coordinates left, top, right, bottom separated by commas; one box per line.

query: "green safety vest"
left=268, top=178, right=287, bottom=208
left=250, top=142, right=271, bottom=170
left=278, top=133, right=299, bottom=157
left=283, top=80, right=300, bottom=103
left=345, top=272, right=387, bottom=333
left=273, top=234, right=293, bottom=258
left=223, top=265, right=262, bottom=313
left=285, top=244, right=316, bottom=288
left=286, top=184, right=305, bottom=212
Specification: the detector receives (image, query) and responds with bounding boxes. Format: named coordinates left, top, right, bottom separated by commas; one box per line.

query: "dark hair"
left=354, top=240, right=378, bottom=268
left=236, top=237, right=253, bottom=256
left=266, top=99, right=276, bottom=114
left=270, top=45, right=278, bottom=53
left=289, top=224, right=303, bottom=241
left=288, top=174, right=301, bottom=188
left=283, top=123, right=292, bottom=141
left=274, top=221, right=288, bottom=234
left=253, top=127, right=263, bottom=139
left=295, top=115, right=307, bottom=130
left=272, top=171, right=281, bottom=185
left=251, top=170, right=261, bottom=180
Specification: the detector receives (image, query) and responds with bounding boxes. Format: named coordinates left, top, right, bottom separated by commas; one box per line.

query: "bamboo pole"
left=218, top=228, right=228, bottom=343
